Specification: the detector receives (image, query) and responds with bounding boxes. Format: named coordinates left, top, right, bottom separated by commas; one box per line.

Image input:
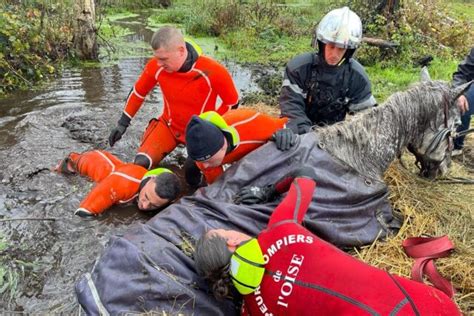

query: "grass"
left=221, top=30, right=311, bottom=65
left=448, top=0, right=474, bottom=21
left=0, top=236, right=19, bottom=304
left=367, top=57, right=460, bottom=102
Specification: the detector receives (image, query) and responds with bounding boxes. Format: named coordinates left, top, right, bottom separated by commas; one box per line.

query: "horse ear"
left=451, top=81, right=473, bottom=102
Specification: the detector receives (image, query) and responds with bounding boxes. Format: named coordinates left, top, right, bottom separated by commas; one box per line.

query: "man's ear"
left=178, top=44, right=186, bottom=56
left=226, top=239, right=239, bottom=252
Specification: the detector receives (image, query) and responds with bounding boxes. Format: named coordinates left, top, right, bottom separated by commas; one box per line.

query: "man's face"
left=137, top=180, right=169, bottom=211
left=199, top=139, right=227, bottom=169
left=208, top=229, right=251, bottom=252
left=324, top=43, right=347, bottom=66
left=153, top=44, right=186, bottom=73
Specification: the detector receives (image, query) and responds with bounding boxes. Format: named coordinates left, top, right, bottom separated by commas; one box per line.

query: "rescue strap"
left=402, top=236, right=455, bottom=298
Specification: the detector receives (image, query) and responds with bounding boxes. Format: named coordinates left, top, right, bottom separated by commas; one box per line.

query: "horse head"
left=407, top=81, right=472, bottom=179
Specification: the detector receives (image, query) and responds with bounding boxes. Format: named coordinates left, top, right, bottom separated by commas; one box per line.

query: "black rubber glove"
left=109, top=114, right=130, bottom=147
left=234, top=184, right=277, bottom=205
left=272, top=128, right=297, bottom=151
left=184, top=157, right=204, bottom=187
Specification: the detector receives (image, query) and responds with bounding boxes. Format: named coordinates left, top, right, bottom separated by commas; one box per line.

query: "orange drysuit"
left=69, top=151, right=147, bottom=215
left=123, top=44, right=239, bottom=168
left=197, top=109, right=287, bottom=184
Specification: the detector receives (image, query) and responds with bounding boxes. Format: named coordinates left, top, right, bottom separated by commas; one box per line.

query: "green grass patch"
left=103, top=11, right=140, bottom=22
left=366, top=57, right=459, bottom=102
left=99, top=20, right=134, bottom=38
left=448, top=0, right=474, bottom=21
left=221, top=30, right=312, bottom=65
left=0, top=236, right=18, bottom=300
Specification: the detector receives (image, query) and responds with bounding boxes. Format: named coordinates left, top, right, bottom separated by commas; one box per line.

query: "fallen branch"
left=0, top=217, right=57, bottom=222
left=5, top=59, right=33, bottom=86
left=362, top=36, right=399, bottom=49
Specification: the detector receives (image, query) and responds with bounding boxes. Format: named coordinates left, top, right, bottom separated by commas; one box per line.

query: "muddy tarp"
left=75, top=132, right=400, bottom=315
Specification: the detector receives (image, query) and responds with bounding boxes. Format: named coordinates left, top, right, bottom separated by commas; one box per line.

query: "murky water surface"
left=0, top=15, right=264, bottom=313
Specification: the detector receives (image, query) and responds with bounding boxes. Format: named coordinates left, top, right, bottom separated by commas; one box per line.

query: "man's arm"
left=199, top=164, right=224, bottom=185
left=77, top=178, right=119, bottom=216
left=234, top=166, right=316, bottom=205
left=123, top=58, right=160, bottom=119
left=109, top=59, right=159, bottom=146
left=347, top=60, right=377, bottom=113
left=279, top=54, right=314, bottom=134
left=77, top=173, right=139, bottom=216
left=267, top=176, right=316, bottom=227
left=210, top=62, right=239, bottom=115
left=452, top=48, right=474, bottom=87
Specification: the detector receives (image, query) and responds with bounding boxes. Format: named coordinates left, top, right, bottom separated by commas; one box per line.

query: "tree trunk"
left=73, top=0, right=98, bottom=60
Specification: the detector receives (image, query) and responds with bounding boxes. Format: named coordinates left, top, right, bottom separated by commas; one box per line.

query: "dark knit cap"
left=185, top=116, right=224, bottom=161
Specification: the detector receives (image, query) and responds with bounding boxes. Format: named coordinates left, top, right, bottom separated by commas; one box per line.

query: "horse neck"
left=318, top=103, right=419, bottom=181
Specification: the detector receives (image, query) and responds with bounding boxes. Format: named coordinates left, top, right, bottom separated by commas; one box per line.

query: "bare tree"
left=74, top=0, right=98, bottom=60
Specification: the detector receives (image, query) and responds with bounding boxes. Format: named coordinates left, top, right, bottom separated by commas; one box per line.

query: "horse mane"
left=317, top=80, right=451, bottom=181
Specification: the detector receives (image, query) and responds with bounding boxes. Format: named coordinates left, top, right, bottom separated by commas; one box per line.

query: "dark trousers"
left=454, top=84, right=474, bottom=149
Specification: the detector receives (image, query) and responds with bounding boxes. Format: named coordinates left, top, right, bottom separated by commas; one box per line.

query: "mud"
left=0, top=15, right=264, bottom=313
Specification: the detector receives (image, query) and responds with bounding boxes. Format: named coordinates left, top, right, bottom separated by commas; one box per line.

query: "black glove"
left=272, top=128, right=297, bottom=151
left=184, top=157, right=204, bottom=187
left=108, top=114, right=131, bottom=147
left=108, top=123, right=128, bottom=147
left=234, top=184, right=277, bottom=205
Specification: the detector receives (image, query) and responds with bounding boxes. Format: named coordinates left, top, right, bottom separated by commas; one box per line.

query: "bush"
left=349, top=0, right=473, bottom=65
left=0, top=2, right=74, bottom=95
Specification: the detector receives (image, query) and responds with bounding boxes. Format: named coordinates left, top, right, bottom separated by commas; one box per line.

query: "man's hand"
left=272, top=128, right=297, bottom=151
left=184, top=157, right=204, bottom=187
left=457, top=95, right=469, bottom=115
left=234, top=185, right=277, bottom=205
left=108, top=123, right=128, bottom=147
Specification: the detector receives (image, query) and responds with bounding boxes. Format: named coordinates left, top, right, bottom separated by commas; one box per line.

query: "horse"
left=318, top=80, right=471, bottom=180
left=75, top=80, right=471, bottom=315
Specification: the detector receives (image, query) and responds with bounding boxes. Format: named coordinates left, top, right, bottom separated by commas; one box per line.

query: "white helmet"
left=316, top=7, right=362, bottom=49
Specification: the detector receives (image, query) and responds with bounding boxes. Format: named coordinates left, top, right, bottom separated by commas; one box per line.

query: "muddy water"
left=0, top=17, right=264, bottom=313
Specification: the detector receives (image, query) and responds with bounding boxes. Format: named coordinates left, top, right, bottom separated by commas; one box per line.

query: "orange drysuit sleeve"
left=208, top=62, right=239, bottom=115
left=123, top=58, right=159, bottom=119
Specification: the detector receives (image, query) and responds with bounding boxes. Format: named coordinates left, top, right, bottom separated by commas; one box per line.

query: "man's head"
left=185, top=116, right=228, bottom=169
left=137, top=172, right=181, bottom=211
left=151, top=26, right=187, bottom=72
left=313, top=7, right=362, bottom=65
left=194, top=229, right=251, bottom=299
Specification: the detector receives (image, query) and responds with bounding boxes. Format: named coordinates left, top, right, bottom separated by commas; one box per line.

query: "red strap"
left=402, top=236, right=455, bottom=298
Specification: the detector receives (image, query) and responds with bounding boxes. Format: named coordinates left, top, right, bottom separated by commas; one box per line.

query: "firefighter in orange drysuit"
left=108, top=26, right=239, bottom=170
left=54, top=150, right=181, bottom=218
left=184, top=109, right=294, bottom=186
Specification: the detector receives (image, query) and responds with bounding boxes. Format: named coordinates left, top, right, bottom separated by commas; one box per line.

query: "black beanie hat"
left=186, top=115, right=224, bottom=161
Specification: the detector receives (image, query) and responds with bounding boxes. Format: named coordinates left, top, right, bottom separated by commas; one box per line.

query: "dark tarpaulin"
left=76, top=133, right=401, bottom=315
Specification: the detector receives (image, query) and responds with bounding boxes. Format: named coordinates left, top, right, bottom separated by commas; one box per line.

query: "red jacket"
left=242, top=178, right=460, bottom=316
left=197, top=109, right=287, bottom=184
left=123, top=55, right=239, bottom=142
left=70, top=151, right=147, bottom=215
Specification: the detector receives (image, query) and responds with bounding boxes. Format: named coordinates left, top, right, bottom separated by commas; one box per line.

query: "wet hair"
left=151, top=26, right=184, bottom=50
left=153, top=172, right=181, bottom=201
left=194, top=233, right=233, bottom=300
